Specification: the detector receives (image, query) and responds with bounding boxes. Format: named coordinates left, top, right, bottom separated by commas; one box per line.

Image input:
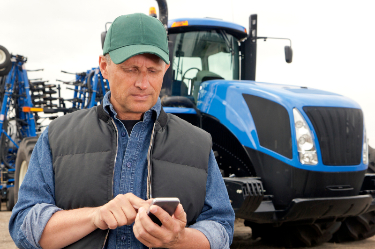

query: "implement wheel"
left=0, top=45, right=11, bottom=70
left=0, top=62, right=12, bottom=76
left=247, top=221, right=341, bottom=247
left=330, top=211, right=375, bottom=242
left=14, top=137, right=38, bottom=204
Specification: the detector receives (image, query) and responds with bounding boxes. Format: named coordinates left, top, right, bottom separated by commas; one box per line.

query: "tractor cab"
left=161, top=18, right=247, bottom=103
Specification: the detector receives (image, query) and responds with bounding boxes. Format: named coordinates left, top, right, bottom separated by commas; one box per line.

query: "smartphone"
left=147, top=197, right=180, bottom=226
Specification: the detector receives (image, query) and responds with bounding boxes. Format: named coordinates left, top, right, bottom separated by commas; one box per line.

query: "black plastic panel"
left=303, top=107, right=363, bottom=166
left=245, top=147, right=366, bottom=209
left=243, top=94, right=292, bottom=159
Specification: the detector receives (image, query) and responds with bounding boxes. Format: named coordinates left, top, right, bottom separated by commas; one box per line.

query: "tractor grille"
left=303, top=107, right=363, bottom=166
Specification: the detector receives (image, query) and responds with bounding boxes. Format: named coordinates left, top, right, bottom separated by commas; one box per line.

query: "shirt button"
left=121, top=132, right=126, bottom=137
left=127, top=162, right=131, bottom=168
left=121, top=235, right=126, bottom=241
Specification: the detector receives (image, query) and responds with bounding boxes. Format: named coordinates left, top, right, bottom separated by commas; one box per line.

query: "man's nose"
left=134, top=71, right=149, bottom=90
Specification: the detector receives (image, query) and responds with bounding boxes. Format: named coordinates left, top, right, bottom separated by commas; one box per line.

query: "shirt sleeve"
left=9, top=127, right=62, bottom=249
left=189, top=150, right=235, bottom=249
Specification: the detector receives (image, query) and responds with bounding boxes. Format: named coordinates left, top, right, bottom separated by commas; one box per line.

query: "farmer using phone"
left=9, top=13, right=234, bottom=249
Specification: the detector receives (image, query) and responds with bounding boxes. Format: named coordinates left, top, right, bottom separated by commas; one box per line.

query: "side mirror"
left=101, top=31, right=107, bottom=49
left=284, top=46, right=293, bottom=63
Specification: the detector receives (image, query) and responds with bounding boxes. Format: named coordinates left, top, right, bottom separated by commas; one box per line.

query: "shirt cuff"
left=20, top=203, right=62, bottom=249
left=189, top=220, right=230, bottom=249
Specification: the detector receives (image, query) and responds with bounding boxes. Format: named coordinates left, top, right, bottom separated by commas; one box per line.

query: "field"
left=1, top=203, right=374, bottom=249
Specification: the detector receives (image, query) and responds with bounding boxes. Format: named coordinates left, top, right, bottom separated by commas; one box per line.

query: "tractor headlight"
left=293, top=108, right=318, bottom=165
left=363, top=126, right=368, bottom=165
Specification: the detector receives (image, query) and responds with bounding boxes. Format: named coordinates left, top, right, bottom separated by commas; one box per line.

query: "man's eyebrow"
left=120, top=65, right=139, bottom=69
left=147, top=66, right=162, bottom=70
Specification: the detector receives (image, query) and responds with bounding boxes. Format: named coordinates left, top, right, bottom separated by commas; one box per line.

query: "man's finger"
left=149, top=205, right=175, bottom=231
left=134, top=207, right=162, bottom=247
left=100, top=208, right=118, bottom=230
left=117, top=198, right=138, bottom=225
left=124, top=193, right=148, bottom=209
left=172, top=204, right=187, bottom=223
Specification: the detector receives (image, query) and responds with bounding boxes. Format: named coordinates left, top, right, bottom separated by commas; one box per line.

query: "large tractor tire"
left=14, top=137, right=38, bottom=204
left=246, top=221, right=341, bottom=247
left=368, top=145, right=375, bottom=173
left=330, top=211, right=375, bottom=243
left=6, top=187, right=15, bottom=211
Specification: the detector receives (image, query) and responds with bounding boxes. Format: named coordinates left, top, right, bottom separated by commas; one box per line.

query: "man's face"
left=99, top=53, right=169, bottom=119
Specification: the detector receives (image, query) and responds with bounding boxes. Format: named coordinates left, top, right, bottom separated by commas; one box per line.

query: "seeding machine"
left=0, top=45, right=109, bottom=211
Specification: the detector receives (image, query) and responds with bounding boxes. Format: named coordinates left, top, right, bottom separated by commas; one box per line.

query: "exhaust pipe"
left=155, top=0, right=168, bottom=30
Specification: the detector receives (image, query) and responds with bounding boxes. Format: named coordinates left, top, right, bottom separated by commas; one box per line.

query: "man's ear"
left=99, top=55, right=109, bottom=79
left=164, top=63, right=170, bottom=74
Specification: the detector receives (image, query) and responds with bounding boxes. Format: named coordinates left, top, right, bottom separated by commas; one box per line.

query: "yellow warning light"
left=244, top=28, right=247, bottom=34
left=30, top=107, right=44, bottom=112
left=149, top=7, right=157, bottom=17
left=171, top=21, right=189, bottom=28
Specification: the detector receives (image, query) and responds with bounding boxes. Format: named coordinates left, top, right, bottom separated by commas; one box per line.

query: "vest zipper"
left=147, top=123, right=156, bottom=199
left=146, top=123, right=157, bottom=249
left=102, top=118, right=119, bottom=249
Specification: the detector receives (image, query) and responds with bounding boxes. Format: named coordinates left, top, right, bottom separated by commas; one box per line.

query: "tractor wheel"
left=6, top=187, right=15, bottom=211
left=14, top=137, right=38, bottom=204
left=246, top=221, right=341, bottom=247
left=330, top=211, right=375, bottom=242
left=0, top=45, right=11, bottom=70
left=368, top=145, right=375, bottom=173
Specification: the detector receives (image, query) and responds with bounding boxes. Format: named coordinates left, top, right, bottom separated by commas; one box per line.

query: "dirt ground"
left=1, top=203, right=374, bottom=249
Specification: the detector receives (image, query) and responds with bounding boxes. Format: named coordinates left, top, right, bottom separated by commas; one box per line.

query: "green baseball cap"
left=103, top=13, right=169, bottom=65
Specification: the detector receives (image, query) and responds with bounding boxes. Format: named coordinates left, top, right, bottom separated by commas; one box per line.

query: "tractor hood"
left=198, top=80, right=360, bottom=112
left=197, top=80, right=365, bottom=173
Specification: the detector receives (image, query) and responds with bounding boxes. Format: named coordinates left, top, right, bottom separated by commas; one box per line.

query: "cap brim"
left=109, top=44, right=169, bottom=65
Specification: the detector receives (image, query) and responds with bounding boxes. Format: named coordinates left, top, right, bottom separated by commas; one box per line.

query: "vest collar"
left=97, top=104, right=168, bottom=128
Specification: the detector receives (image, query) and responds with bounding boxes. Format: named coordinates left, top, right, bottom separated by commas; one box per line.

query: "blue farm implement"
left=0, top=46, right=73, bottom=211
left=57, top=68, right=108, bottom=109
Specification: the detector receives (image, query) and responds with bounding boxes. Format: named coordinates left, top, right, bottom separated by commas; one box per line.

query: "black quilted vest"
left=48, top=104, right=212, bottom=249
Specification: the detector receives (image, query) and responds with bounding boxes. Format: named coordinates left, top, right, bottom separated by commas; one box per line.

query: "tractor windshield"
left=169, top=30, right=239, bottom=101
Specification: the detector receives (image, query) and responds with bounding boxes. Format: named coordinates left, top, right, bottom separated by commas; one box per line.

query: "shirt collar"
left=102, top=91, right=161, bottom=121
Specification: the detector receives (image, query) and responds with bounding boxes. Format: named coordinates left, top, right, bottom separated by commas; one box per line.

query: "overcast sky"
left=2, top=0, right=375, bottom=145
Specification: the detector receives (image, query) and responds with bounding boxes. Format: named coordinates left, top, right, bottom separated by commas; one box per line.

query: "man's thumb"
left=174, top=204, right=187, bottom=223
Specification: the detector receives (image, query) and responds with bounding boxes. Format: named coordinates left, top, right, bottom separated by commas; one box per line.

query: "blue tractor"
left=137, top=0, right=375, bottom=246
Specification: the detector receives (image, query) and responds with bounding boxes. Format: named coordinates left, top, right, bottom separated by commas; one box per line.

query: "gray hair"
left=104, top=53, right=112, bottom=65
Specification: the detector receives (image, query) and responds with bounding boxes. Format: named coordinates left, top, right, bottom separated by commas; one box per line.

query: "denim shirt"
left=9, top=91, right=235, bottom=249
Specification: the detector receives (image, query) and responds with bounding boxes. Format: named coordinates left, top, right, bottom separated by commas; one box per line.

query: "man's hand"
left=91, top=193, right=150, bottom=230
left=133, top=203, right=187, bottom=248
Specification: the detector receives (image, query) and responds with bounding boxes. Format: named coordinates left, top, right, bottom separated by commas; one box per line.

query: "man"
left=9, top=13, right=235, bottom=249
